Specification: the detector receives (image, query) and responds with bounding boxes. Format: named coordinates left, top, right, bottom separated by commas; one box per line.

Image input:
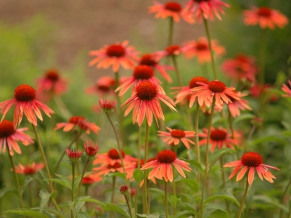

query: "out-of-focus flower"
left=89, top=41, right=139, bottom=72
left=0, top=84, right=54, bottom=128
left=66, top=149, right=83, bottom=162
left=141, top=150, right=191, bottom=182
left=155, top=45, right=188, bottom=61
left=15, top=162, right=44, bottom=175
left=121, top=81, right=176, bottom=126
left=249, top=83, right=269, bottom=98
left=243, top=7, right=288, bottom=29
left=84, top=140, right=99, bottom=158
left=183, top=38, right=225, bottom=64
left=86, top=76, right=116, bottom=96
left=224, top=152, right=280, bottom=184
left=221, top=54, right=257, bottom=83
left=158, top=127, right=195, bottom=149
left=81, top=174, right=102, bottom=185
left=0, top=120, right=33, bottom=155
left=139, top=53, right=174, bottom=83
left=119, top=185, right=131, bottom=195
left=199, top=127, right=239, bottom=152
left=225, top=92, right=252, bottom=118
left=54, top=116, right=100, bottom=135
left=99, top=99, right=116, bottom=113
left=182, top=0, right=229, bottom=23
left=282, top=80, right=291, bottom=97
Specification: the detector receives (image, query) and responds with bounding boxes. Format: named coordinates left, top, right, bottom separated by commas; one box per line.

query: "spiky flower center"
left=82, top=176, right=95, bottom=184
left=0, top=120, right=15, bottom=138
left=164, top=2, right=182, bottom=12
left=189, top=76, right=209, bottom=88
left=85, top=146, right=98, bottom=156
left=235, top=55, right=248, bottom=63
left=14, top=84, right=36, bottom=102
left=108, top=148, right=125, bottom=159
left=69, top=116, right=85, bottom=124
left=24, top=167, right=36, bottom=175
left=257, top=7, right=272, bottom=17
left=119, top=185, right=129, bottom=194
left=157, top=150, right=177, bottom=163
left=107, top=162, right=122, bottom=169
left=45, top=70, right=59, bottom=81
left=195, top=0, right=210, bottom=3
left=166, top=45, right=180, bottom=55
left=66, top=149, right=83, bottom=159
left=195, top=43, right=208, bottom=51
left=136, top=81, right=158, bottom=100
left=139, top=54, right=157, bottom=67
left=106, top=44, right=125, bottom=57
left=208, top=81, right=226, bottom=92
left=171, top=129, right=185, bottom=138
left=97, top=85, right=111, bottom=92
left=133, top=65, right=154, bottom=80
left=210, top=129, right=227, bottom=141
left=241, top=152, right=263, bottom=167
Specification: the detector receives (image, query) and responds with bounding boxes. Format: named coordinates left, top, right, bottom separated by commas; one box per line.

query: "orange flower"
left=86, top=76, right=116, bottom=96
left=243, top=7, right=288, bottom=30
left=224, top=152, right=280, bottom=184
left=0, top=84, right=54, bottom=128
left=15, top=162, right=44, bottom=175
left=225, top=92, right=252, bottom=118
left=282, top=80, right=291, bottom=97
left=89, top=41, right=139, bottom=72
left=183, top=38, right=225, bottom=64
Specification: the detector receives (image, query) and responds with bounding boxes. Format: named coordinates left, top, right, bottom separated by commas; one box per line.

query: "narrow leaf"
left=39, top=189, right=51, bottom=213
left=133, top=169, right=144, bottom=183
left=204, top=194, right=240, bottom=207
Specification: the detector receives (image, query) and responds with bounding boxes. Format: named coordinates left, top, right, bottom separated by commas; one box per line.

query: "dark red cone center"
left=166, top=45, right=180, bottom=56
left=45, top=70, right=59, bottom=82
left=108, top=149, right=125, bottom=159
left=106, top=44, right=126, bottom=57
left=14, top=84, right=36, bottom=102
left=133, top=65, right=154, bottom=80
left=257, top=7, right=272, bottom=17
left=189, top=76, right=209, bottom=88
left=139, top=54, right=157, bottom=67
left=136, top=81, right=158, bottom=100
left=195, top=43, right=208, bottom=51
left=24, top=167, right=36, bottom=175
left=241, top=152, right=263, bottom=167
left=157, top=150, right=177, bottom=163
left=208, top=81, right=226, bottom=92
left=164, top=2, right=182, bottom=12
left=0, top=120, right=16, bottom=138
left=69, top=116, right=85, bottom=124
left=210, top=129, right=227, bottom=141
left=171, top=129, right=185, bottom=138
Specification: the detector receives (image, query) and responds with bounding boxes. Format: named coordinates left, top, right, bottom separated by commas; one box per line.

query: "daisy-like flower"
left=199, top=127, right=239, bottom=152
left=121, top=81, right=176, bottom=126
left=36, top=69, right=67, bottom=101
left=226, top=92, right=252, bottom=118
left=173, top=76, right=209, bottom=108
left=155, top=45, right=189, bottom=61
left=115, top=65, right=163, bottom=96
left=182, top=0, right=230, bottom=23
left=183, top=38, right=225, bottom=64
left=281, top=80, right=291, bottom=97
left=89, top=41, right=139, bottom=72
left=249, top=83, right=269, bottom=99
left=224, top=152, right=280, bottom=184
left=99, top=99, right=116, bottom=113
left=0, top=120, right=33, bottom=155
left=191, top=80, right=240, bottom=108
left=54, top=116, right=100, bottom=135
left=243, top=7, right=288, bottom=30
left=0, top=84, right=54, bottom=128
left=82, top=173, right=102, bottom=185
left=158, top=127, right=195, bottom=149
left=84, top=140, right=99, bottom=158
left=149, top=1, right=193, bottom=23
left=15, top=162, right=44, bottom=175
left=94, top=162, right=130, bottom=177
left=66, top=148, right=83, bottom=162
left=86, top=76, right=116, bottom=96
left=141, top=150, right=191, bottom=182
left=139, top=53, right=174, bottom=83
left=221, top=54, right=257, bottom=83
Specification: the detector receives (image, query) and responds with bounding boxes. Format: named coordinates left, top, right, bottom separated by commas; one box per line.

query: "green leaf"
left=75, top=196, right=104, bottom=206
left=208, top=148, right=236, bottom=170
left=0, top=188, right=18, bottom=199
left=137, top=212, right=160, bottom=218
left=209, top=209, right=229, bottom=218
left=50, top=178, right=71, bottom=189
left=148, top=188, right=164, bottom=197
left=39, top=189, right=52, bottom=213
left=133, top=169, right=144, bottom=184
left=204, top=194, right=240, bottom=207
left=253, top=195, right=288, bottom=212
left=100, top=202, right=129, bottom=217
left=176, top=178, right=199, bottom=193
left=76, top=212, right=91, bottom=218
left=187, top=159, right=203, bottom=172
left=251, top=135, right=286, bottom=145
left=74, top=201, right=85, bottom=213
left=173, top=210, right=196, bottom=218
left=5, top=209, right=48, bottom=218
left=102, top=172, right=126, bottom=184
left=170, top=195, right=180, bottom=207
left=233, top=113, right=254, bottom=125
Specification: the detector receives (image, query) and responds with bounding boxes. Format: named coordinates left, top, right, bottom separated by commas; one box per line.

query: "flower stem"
left=124, top=194, right=133, bottom=218
left=200, top=97, right=216, bottom=218
left=219, top=157, right=230, bottom=213
left=54, top=95, right=71, bottom=119
left=165, top=181, right=169, bottom=218
left=237, top=179, right=250, bottom=218
left=195, top=102, right=201, bottom=165
left=228, top=109, right=239, bottom=159
left=71, top=162, right=75, bottom=218
left=77, top=158, right=90, bottom=197
left=258, top=28, right=267, bottom=85
left=168, top=17, right=174, bottom=47
left=279, top=179, right=291, bottom=218
left=172, top=146, right=177, bottom=215
left=110, top=176, right=116, bottom=218
left=143, top=124, right=150, bottom=214
left=29, top=181, right=33, bottom=207
left=135, top=126, right=142, bottom=218
left=7, top=148, right=24, bottom=208
left=203, top=17, right=217, bottom=80
left=171, top=55, right=183, bottom=86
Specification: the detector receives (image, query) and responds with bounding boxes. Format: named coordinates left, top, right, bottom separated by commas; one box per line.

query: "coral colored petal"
left=236, top=166, right=248, bottom=181
left=248, top=167, right=255, bottom=184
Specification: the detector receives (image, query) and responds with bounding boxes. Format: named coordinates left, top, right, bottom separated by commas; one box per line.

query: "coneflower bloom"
left=0, top=84, right=54, bottom=128
left=0, top=120, right=33, bottom=155
left=182, top=0, right=230, bottom=23
left=224, top=152, right=280, bottom=184
left=281, top=80, right=291, bottom=97
left=155, top=45, right=188, bottom=61
left=66, top=149, right=83, bottom=161
left=226, top=92, right=252, bottom=118
left=249, top=83, right=269, bottom=99
left=82, top=174, right=102, bottom=185
left=243, top=7, right=288, bottom=30
left=199, top=127, right=239, bottom=152
left=149, top=1, right=193, bottom=23
left=15, top=162, right=44, bottom=175
left=141, top=150, right=191, bottom=182
left=36, top=69, right=67, bottom=101
left=54, top=116, right=100, bottom=135
left=221, top=54, right=257, bottom=83
left=115, top=65, right=163, bottom=96
left=99, top=99, right=116, bottom=113
left=84, top=140, right=99, bottom=158
left=139, top=53, right=174, bottom=83
left=191, top=80, right=240, bottom=107
left=86, top=76, right=116, bottom=96
left=173, top=76, right=209, bottom=108
left=158, top=127, right=195, bottom=149
left=93, top=162, right=125, bottom=177
left=121, top=81, right=176, bottom=126
left=89, top=41, right=139, bottom=72
left=183, top=38, right=225, bottom=64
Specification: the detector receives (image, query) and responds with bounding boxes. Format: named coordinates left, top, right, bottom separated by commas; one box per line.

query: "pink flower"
left=84, top=140, right=99, bottom=158
left=183, top=38, right=225, bottom=64
left=0, top=84, right=54, bottom=128
left=224, top=152, right=280, bottom=184
left=282, top=80, right=291, bottom=97
left=99, top=99, right=116, bottom=113
left=15, top=162, right=44, bottom=175
left=86, top=76, right=116, bottom=96
left=243, top=7, right=288, bottom=30
left=158, top=127, right=195, bottom=149
left=66, top=149, right=83, bottom=161
left=89, top=41, right=140, bottom=72
left=155, top=45, right=188, bottom=61
left=141, top=150, right=191, bottom=182
left=121, top=81, right=176, bottom=126
left=226, top=92, right=252, bottom=118
left=81, top=173, right=102, bottom=185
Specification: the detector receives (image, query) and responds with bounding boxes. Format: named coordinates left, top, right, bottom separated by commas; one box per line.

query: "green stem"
left=258, top=28, right=267, bottom=85
left=135, top=126, right=142, bottom=218
left=219, top=157, right=230, bottom=213
left=29, top=181, right=33, bottom=207
left=173, top=146, right=177, bottom=215
left=54, top=95, right=71, bottom=119
left=168, top=17, right=174, bottom=47
left=203, top=17, right=217, bottom=80
left=228, top=109, right=239, bottom=159
left=110, top=176, right=116, bottom=218
left=279, top=179, right=291, bottom=218
left=143, top=124, right=150, bottom=214
left=71, top=162, right=75, bottom=218
left=237, top=180, right=250, bottom=218
left=171, top=55, right=183, bottom=86
left=195, top=102, right=201, bottom=165
left=77, top=158, right=90, bottom=197
left=200, top=97, right=216, bottom=218
left=125, top=194, right=133, bottom=218
left=165, top=181, right=169, bottom=218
